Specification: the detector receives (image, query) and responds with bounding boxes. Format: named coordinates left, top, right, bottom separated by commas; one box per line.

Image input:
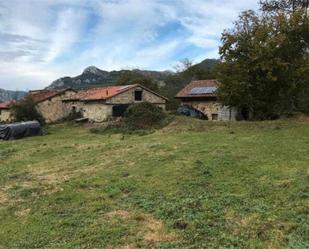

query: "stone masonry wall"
left=63, top=86, right=167, bottom=122
left=0, top=109, right=12, bottom=123
left=36, top=90, right=76, bottom=123
left=108, top=86, right=166, bottom=110
left=181, top=100, right=236, bottom=121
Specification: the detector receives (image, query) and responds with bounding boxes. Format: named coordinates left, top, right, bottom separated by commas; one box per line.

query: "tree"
left=11, top=95, right=45, bottom=124
left=260, top=0, right=309, bottom=14
left=217, top=5, right=309, bottom=119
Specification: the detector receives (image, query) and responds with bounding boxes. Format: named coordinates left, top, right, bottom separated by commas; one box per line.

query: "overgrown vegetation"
left=91, top=102, right=169, bottom=135
left=10, top=95, right=45, bottom=124
left=0, top=117, right=308, bottom=248
left=125, top=102, right=167, bottom=130
left=217, top=0, right=309, bottom=119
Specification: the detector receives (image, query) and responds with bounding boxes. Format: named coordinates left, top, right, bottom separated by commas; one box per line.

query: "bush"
left=10, top=95, right=45, bottom=124
left=90, top=102, right=169, bottom=135
left=125, top=102, right=167, bottom=130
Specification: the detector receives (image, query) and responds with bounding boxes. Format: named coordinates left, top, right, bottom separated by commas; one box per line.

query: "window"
left=212, top=113, right=218, bottom=120
left=134, top=90, right=142, bottom=101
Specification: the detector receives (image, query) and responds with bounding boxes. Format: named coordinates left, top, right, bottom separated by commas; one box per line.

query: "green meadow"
left=0, top=117, right=308, bottom=249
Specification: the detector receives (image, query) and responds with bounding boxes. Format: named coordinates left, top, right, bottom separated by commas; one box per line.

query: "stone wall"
left=108, top=86, right=166, bottom=110
left=181, top=100, right=236, bottom=121
left=36, top=90, right=76, bottom=123
left=64, top=86, right=167, bottom=122
left=0, top=109, right=12, bottom=123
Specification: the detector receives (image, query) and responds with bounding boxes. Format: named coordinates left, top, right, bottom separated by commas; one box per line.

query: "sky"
left=0, top=0, right=259, bottom=91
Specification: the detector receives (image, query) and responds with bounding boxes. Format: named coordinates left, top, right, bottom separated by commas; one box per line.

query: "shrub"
left=125, top=102, right=167, bottom=130
left=10, top=95, right=45, bottom=124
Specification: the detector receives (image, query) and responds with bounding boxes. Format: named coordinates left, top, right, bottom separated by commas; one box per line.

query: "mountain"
left=0, top=88, right=27, bottom=102
left=191, top=59, right=220, bottom=72
left=46, top=66, right=173, bottom=90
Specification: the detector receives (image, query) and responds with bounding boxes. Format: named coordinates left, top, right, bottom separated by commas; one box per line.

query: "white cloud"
left=0, top=0, right=259, bottom=90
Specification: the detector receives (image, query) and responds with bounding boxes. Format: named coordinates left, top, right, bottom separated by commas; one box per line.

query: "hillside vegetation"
left=0, top=117, right=308, bottom=248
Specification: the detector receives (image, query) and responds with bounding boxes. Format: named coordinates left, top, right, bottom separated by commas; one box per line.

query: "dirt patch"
left=0, top=190, right=9, bottom=204
left=28, top=167, right=71, bottom=185
left=117, top=244, right=137, bottom=249
left=105, top=210, right=131, bottom=219
left=104, top=210, right=177, bottom=246
left=106, top=243, right=137, bottom=249
left=141, top=214, right=176, bottom=245
left=14, top=208, right=31, bottom=217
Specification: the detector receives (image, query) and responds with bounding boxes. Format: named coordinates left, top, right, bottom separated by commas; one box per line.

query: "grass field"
left=0, top=117, right=308, bottom=249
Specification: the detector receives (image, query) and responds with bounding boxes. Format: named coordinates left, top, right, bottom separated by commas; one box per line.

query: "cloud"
left=0, top=0, right=259, bottom=90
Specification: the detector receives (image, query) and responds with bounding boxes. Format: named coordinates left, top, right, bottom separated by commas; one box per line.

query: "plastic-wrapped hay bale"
left=0, top=121, right=42, bottom=140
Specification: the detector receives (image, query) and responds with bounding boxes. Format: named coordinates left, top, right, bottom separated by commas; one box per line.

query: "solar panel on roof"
left=190, top=87, right=217, bottom=95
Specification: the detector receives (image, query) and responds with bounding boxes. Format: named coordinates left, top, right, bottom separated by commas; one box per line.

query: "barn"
left=175, top=80, right=237, bottom=121
left=63, top=84, right=168, bottom=122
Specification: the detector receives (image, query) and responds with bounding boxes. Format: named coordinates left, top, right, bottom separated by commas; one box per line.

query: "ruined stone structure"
left=63, top=84, right=167, bottom=122
left=30, top=89, right=76, bottom=123
left=175, top=80, right=237, bottom=121
left=0, top=102, right=12, bottom=123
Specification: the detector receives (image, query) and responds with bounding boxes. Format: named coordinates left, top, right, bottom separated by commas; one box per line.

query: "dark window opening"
left=212, top=113, right=218, bottom=120
left=113, top=104, right=130, bottom=117
left=134, top=90, right=142, bottom=101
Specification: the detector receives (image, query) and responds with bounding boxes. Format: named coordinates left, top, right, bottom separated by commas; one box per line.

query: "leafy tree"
left=260, top=0, right=309, bottom=14
left=11, top=95, right=45, bottom=124
left=217, top=5, right=309, bottom=119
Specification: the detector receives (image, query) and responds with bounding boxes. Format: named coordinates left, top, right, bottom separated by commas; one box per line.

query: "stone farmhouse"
left=175, top=79, right=237, bottom=121
left=63, top=84, right=168, bottom=122
left=30, top=89, right=76, bottom=123
left=0, top=102, right=13, bottom=123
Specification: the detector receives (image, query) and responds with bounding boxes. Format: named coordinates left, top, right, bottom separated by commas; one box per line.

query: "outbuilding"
left=63, top=84, right=168, bottom=122
left=175, top=80, right=237, bottom=121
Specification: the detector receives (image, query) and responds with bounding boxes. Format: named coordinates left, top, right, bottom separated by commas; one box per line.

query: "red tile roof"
left=66, top=84, right=168, bottom=101
left=30, top=89, right=75, bottom=103
left=175, top=79, right=219, bottom=98
left=0, top=101, right=11, bottom=109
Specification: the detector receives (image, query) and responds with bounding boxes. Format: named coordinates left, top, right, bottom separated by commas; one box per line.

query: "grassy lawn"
left=0, top=117, right=308, bottom=249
